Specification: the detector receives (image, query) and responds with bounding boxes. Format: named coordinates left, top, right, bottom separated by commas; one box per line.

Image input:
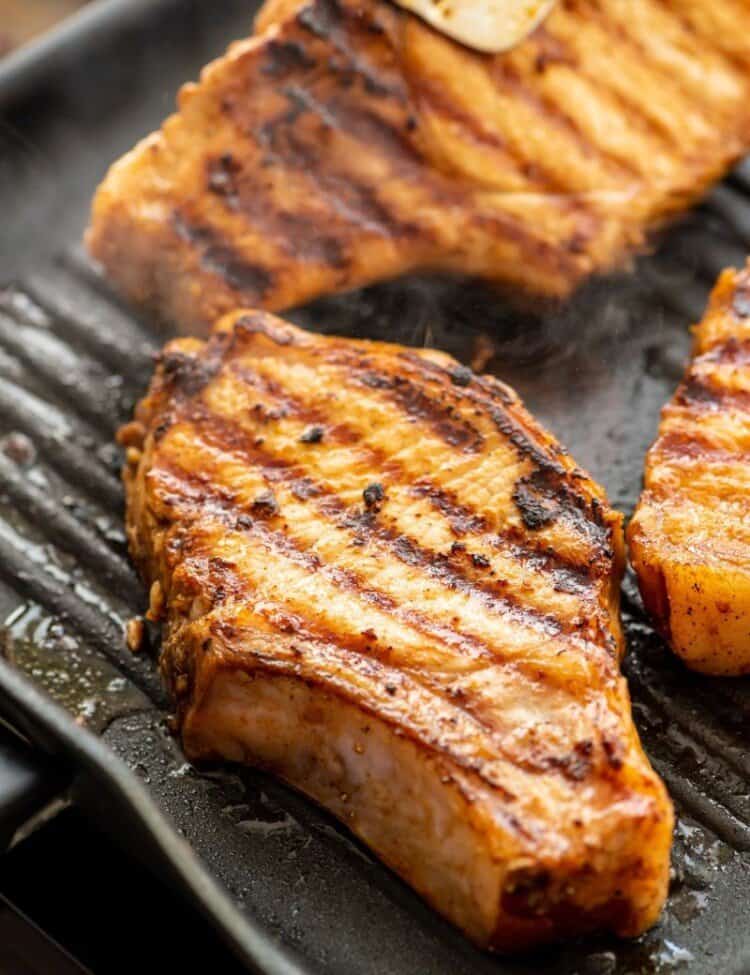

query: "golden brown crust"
left=121, top=309, right=672, bottom=950
left=628, top=262, right=750, bottom=675
left=89, top=0, right=750, bottom=330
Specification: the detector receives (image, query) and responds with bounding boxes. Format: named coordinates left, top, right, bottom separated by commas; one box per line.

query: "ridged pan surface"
left=0, top=2, right=749, bottom=973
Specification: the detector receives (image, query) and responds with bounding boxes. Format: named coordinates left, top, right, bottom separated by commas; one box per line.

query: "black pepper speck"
left=363, top=483, right=385, bottom=508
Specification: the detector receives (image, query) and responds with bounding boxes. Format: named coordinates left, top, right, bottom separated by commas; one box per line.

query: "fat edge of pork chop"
left=629, top=262, right=750, bottom=675
left=88, top=0, right=750, bottom=333
left=120, top=310, right=672, bottom=951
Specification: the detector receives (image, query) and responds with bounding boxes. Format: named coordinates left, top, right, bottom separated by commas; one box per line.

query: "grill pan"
left=0, top=1, right=749, bottom=972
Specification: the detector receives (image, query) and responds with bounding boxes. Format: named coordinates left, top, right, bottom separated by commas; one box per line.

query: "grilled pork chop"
left=121, top=310, right=672, bottom=949
left=629, top=263, right=750, bottom=676
left=87, top=0, right=750, bottom=332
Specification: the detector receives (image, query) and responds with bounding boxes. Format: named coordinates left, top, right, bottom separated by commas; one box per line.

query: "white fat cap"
left=393, top=0, right=557, bottom=53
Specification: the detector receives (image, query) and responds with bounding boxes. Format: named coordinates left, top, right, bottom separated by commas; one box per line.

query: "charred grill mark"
left=353, top=368, right=484, bottom=451
left=262, top=39, right=317, bottom=77
left=205, top=145, right=352, bottom=269
left=171, top=212, right=273, bottom=298
left=335, top=346, right=565, bottom=465
left=246, top=86, right=422, bottom=241
left=412, top=83, right=551, bottom=190
left=387, top=533, right=562, bottom=634
left=410, top=481, right=487, bottom=534
left=296, top=0, right=403, bottom=99
left=398, top=350, right=565, bottom=473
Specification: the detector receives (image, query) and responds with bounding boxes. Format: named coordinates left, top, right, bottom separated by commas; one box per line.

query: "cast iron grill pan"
left=0, top=2, right=749, bottom=972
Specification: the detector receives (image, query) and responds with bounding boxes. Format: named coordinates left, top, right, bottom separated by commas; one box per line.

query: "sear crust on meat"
left=122, top=310, right=672, bottom=950
left=629, top=263, right=750, bottom=676
left=89, top=0, right=750, bottom=332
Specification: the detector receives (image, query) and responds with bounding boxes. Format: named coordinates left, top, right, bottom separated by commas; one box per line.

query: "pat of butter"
left=394, top=0, right=556, bottom=53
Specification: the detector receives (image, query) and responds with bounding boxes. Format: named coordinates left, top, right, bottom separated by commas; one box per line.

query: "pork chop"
left=120, top=309, right=672, bottom=950
left=89, top=0, right=750, bottom=332
left=629, top=262, right=750, bottom=675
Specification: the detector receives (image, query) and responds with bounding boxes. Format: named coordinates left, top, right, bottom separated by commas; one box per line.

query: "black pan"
left=0, top=2, right=749, bottom=972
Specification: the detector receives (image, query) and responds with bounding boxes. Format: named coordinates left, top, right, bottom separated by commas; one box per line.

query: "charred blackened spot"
left=262, top=40, right=316, bottom=77
left=733, top=279, right=750, bottom=318
left=171, top=213, right=273, bottom=298
left=471, top=553, right=490, bottom=569
left=235, top=514, right=254, bottom=530
left=159, top=350, right=219, bottom=397
left=363, top=482, right=385, bottom=509
left=252, top=490, right=279, bottom=517
left=514, top=467, right=608, bottom=548
left=299, top=425, right=325, bottom=444
left=449, top=365, right=473, bottom=387
left=513, top=470, right=560, bottom=531
left=206, top=153, right=241, bottom=207
left=558, top=739, right=593, bottom=782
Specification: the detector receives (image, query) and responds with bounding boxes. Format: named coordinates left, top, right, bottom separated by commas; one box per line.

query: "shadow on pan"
left=0, top=1, right=749, bottom=973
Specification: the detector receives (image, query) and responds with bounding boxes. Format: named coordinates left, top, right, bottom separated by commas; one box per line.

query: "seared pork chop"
left=629, top=263, right=750, bottom=675
left=121, top=309, right=672, bottom=950
left=88, top=0, right=750, bottom=332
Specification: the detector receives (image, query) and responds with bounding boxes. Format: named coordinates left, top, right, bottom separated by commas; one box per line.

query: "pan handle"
left=0, top=723, right=67, bottom=851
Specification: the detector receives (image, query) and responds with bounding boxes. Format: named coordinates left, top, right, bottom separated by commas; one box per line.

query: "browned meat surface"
left=88, top=0, right=750, bottom=332
left=629, top=262, right=750, bottom=675
left=121, top=309, right=672, bottom=950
